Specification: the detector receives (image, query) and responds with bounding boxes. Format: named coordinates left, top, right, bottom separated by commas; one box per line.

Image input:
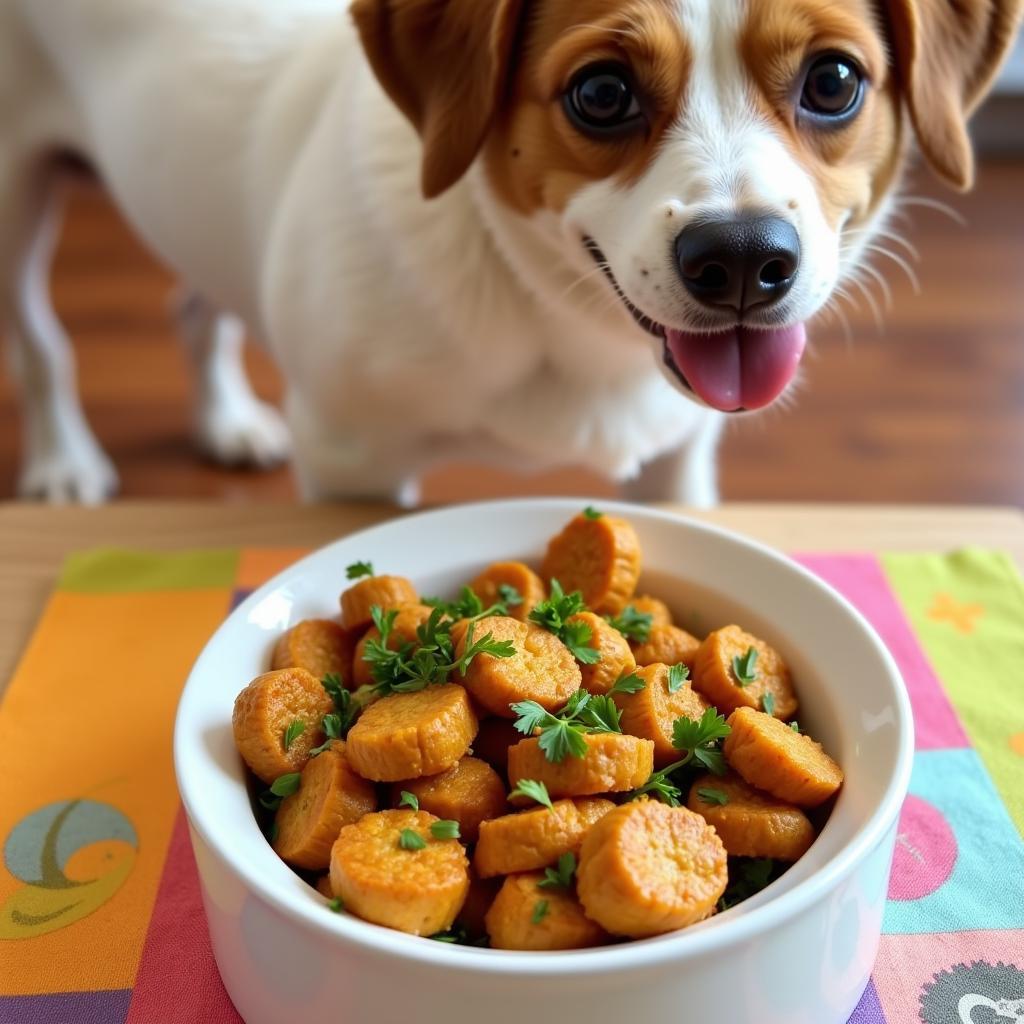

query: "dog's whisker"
left=863, top=244, right=921, bottom=294
left=872, top=228, right=920, bottom=262
left=858, top=259, right=894, bottom=311
left=558, top=262, right=615, bottom=302
left=896, top=195, right=968, bottom=226
left=846, top=272, right=884, bottom=330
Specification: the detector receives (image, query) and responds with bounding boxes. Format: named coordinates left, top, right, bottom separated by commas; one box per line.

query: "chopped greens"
left=328, top=897, right=344, bottom=913
left=718, top=858, right=780, bottom=911
left=667, top=663, right=689, bottom=694
left=732, top=646, right=759, bottom=687
left=603, top=604, right=654, bottom=644
left=430, top=820, right=461, bottom=841
left=398, top=828, right=427, bottom=851
left=762, top=692, right=776, bottom=717
left=258, top=772, right=301, bottom=812
left=531, top=900, right=550, bottom=925
left=528, top=579, right=600, bottom=664
left=696, top=787, right=729, bottom=806
left=398, top=790, right=420, bottom=811
left=607, top=671, right=646, bottom=696
left=582, top=506, right=604, bottom=520
left=511, top=688, right=622, bottom=763
left=345, top=561, right=375, bottom=580
left=537, top=852, right=576, bottom=891
left=508, top=779, right=554, bottom=809
left=282, top=719, right=305, bottom=751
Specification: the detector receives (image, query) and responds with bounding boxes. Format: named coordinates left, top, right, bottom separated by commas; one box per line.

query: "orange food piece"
left=232, top=668, right=333, bottom=784
left=329, top=809, right=469, bottom=935
left=345, top=684, right=478, bottom=782
left=629, top=595, right=673, bottom=627
left=274, top=742, right=377, bottom=870
left=507, top=733, right=653, bottom=799
left=485, top=872, right=608, bottom=951
left=351, top=603, right=434, bottom=688
left=567, top=612, right=637, bottom=695
left=471, top=717, right=521, bottom=776
left=340, top=575, right=418, bottom=634
left=723, top=707, right=843, bottom=807
left=692, top=625, right=798, bottom=719
left=315, top=874, right=334, bottom=899
left=686, top=772, right=815, bottom=861
left=474, top=797, right=614, bottom=878
left=577, top=801, right=727, bottom=938
left=540, top=513, right=641, bottom=615
left=457, top=616, right=581, bottom=717
left=468, top=561, right=546, bottom=622
left=271, top=619, right=357, bottom=684
left=613, top=662, right=709, bottom=767
left=457, top=870, right=500, bottom=938
left=391, top=756, right=507, bottom=843
left=632, top=624, right=701, bottom=672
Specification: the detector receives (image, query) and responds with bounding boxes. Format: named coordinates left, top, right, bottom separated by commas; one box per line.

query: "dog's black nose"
left=674, top=216, right=800, bottom=313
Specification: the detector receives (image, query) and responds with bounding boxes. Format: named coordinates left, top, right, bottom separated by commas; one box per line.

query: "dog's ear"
left=351, top=0, right=526, bottom=198
left=882, top=0, right=1022, bottom=190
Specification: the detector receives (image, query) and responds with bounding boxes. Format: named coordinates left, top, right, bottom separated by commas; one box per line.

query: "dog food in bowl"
left=230, top=508, right=843, bottom=950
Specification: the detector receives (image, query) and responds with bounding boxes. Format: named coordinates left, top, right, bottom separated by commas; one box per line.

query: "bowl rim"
left=174, top=497, right=914, bottom=976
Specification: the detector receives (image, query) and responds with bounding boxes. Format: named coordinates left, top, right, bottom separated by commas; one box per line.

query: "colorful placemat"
left=1, top=547, right=1022, bottom=1023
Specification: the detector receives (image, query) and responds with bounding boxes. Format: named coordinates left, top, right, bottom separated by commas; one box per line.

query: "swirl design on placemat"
left=1, top=799, right=137, bottom=939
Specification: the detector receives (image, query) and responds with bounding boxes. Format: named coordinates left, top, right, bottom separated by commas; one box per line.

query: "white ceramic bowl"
left=174, top=499, right=913, bottom=1024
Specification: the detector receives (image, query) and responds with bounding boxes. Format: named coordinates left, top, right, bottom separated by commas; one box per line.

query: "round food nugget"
left=486, top=872, right=608, bottom=951
left=457, top=616, right=581, bottom=718
left=474, top=797, right=614, bottom=878
left=692, top=625, right=798, bottom=719
left=629, top=595, right=673, bottom=628
left=351, top=603, right=435, bottom=688
left=632, top=624, right=701, bottom=672
left=330, top=809, right=469, bottom=936
left=508, top=733, right=653, bottom=799
left=340, top=575, right=419, bottom=634
left=232, top=668, right=333, bottom=784
left=471, top=716, right=521, bottom=776
left=391, top=756, right=507, bottom=842
left=274, top=742, right=377, bottom=870
left=567, top=612, right=637, bottom=695
left=468, top=561, right=546, bottom=622
left=540, top=513, right=641, bottom=616
left=315, top=874, right=335, bottom=899
left=457, top=869, right=500, bottom=938
left=577, top=801, right=727, bottom=938
left=345, top=684, right=478, bottom=782
left=271, top=619, right=357, bottom=684
left=613, top=663, right=710, bottom=767
left=686, top=772, right=815, bottom=861
left=724, top=707, right=843, bottom=807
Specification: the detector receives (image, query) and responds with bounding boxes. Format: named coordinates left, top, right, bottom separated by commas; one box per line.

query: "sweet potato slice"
left=468, top=561, right=546, bottom=622
left=345, top=684, right=478, bottom=782
left=577, top=801, right=727, bottom=937
left=329, top=809, right=469, bottom=936
left=632, top=624, right=701, bottom=672
left=271, top=619, right=357, bottom=684
left=340, top=575, right=418, bottom=634
left=315, top=874, right=335, bottom=899
left=274, top=742, right=377, bottom=870
left=613, top=663, right=709, bottom=767
left=351, top=603, right=434, bottom=688
left=232, top=668, right=333, bottom=784
left=471, top=717, right=522, bottom=776
left=686, top=772, right=815, bottom=861
left=457, top=616, right=581, bottom=717
left=485, top=872, right=608, bottom=951
left=567, top=612, right=637, bottom=695
left=629, top=595, right=673, bottom=627
left=723, top=707, right=843, bottom=807
left=457, top=869, right=500, bottom=938
left=474, top=798, right=613, bottom=878
left=391, top=756, right=507, bottom=843
left=507, top=733, right=653, bottom=799
left=540, top=513, right=641, bottom=615
left=692, top=625, right=798, bottom=719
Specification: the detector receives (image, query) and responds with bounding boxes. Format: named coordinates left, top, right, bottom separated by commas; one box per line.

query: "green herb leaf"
left=512, top=689, right=621, bottom=763
left=271, top=773, right=301, bottom=797
left=582, top=506, right=604, bottom=520
left=531, top=899, right=550, bottom=924
left=283, top=720, right=305, bottom=751
left=790, top=720, right=800, bottom=732
left=398, top=828, right=427, bottom=851
left=328, top=897, right=344, bottom=913
left=429, top=926, right=490, bottom=947
left=430, top=819, right=461, bottom=841
left=667, top=663, right=689, bottom=694
left=578, top=694, right=622, bottom=734
left=508, top=779, right=554, bottom=809
left=537, top=852, right=576, bottom=890
left=561, top=619, right=601, bottom=665
left=608, top=671, right=646, bottom=696
left=528, top=580, right=595, bottom=660
left=346, top=560, right=375, bottom=580
left=603, top=605, right=654, bottom=644
left=625, top=767, right=683, bottom=806
left=497, top=583, right=524, bottom=608
left=762, top=692, right=776, bottom=717
left=510, top=699, right=551, bottom=736
left=320, top=676, right=363, bottom=737
left=398, top=790, right=420, bottom=811
left=718, top=857, right=779, bottom=911
left=697, top=787, right=729, bottom=806
left=693, top=747, right=727, bottom=775
left=538, top=719, right=590, bottom=763
left=732, top=646, right=759, bottom=687
left=673, top=707, right=731, bottom=753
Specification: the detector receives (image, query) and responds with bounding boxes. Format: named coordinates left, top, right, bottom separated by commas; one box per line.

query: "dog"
left=2, top=0, right=1020, bottom=504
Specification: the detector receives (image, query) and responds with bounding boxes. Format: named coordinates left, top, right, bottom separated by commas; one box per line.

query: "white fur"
left=0, top=0, right=877, bottom=504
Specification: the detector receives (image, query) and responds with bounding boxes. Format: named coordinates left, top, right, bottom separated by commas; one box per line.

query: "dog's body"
left=2, top=0, right=1019, bottom=503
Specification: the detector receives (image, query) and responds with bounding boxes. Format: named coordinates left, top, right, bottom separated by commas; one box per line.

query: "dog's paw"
left=195, top=398, right=292, bottom=469
left=17, top=447, right=119, bottom=505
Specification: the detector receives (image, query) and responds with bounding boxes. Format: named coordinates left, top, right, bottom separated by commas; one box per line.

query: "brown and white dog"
left=1, top=0, right=1020, bottom=503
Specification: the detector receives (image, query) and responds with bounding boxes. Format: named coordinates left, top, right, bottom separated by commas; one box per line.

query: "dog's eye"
left=565, top=64, right=643, bottom=135
left=800, top=55, right=863, bottom=119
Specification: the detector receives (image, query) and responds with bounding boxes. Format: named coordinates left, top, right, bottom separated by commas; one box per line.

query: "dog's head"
left=352, top=0, right=1021, bottom=412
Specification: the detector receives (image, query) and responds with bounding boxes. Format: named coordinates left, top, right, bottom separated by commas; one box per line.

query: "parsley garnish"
left=430, top=926, right=490, bottom=947
left=430, top=820, right=461, bottom=840
left=423, top=584, right=519, bottom=621
left=258, top=772, right=301, bottom=811
left=528, top=580, right=600, bottom=665
left=283, top=720, right=305, bottom=751
left=508, top=779, right=554, bottom=809
left=537, top=852, right=576, bottom=890
left=531, top=900, right=550, bottom=924
left=398, top=828, right=427, bottom=851
left=398, top=790, right=419, bottom=811
left=604, top=604, right=654, bottom=643
left=697, top=787, right=729, bottom=806
left=790, top=720, right=800, bottom=733
left=309, top=675, right=365, bottom=754
left=582, top=506, right=604, bottom=520
left=762, top=692, right=776, bottom=717
left=511, top=689, right=622, bottom=763
left=718, top=858, right=779, bottom=911
left=607, top=671, right=646, bottom=696
left=328, top=897, right=344, bottom=913
left=497, top=584, right=524, bottom=609
left=667, top=663, right=689, bottom=693
left=346, top=561, right=375, bottom=580
left=732, top=646, right=759, bottom=687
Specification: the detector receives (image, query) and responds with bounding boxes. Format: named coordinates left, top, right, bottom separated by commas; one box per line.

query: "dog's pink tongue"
left=665, top=324, right=807, bottom=411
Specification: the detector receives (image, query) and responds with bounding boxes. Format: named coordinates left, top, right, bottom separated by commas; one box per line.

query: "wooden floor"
left=1, top=159, right=1022, bottom=505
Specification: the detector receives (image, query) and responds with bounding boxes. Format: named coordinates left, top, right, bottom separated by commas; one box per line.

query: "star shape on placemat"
left=926, top=592, right=985, bottom=635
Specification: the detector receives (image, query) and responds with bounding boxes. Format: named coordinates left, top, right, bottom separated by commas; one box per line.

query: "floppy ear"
left=882, top=0, right=1023, bottom=190
left=350, top=0, right=527, bottom=198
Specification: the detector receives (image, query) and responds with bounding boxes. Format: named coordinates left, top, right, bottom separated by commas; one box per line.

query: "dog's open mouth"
left=583, top=238, right=807, bottom=413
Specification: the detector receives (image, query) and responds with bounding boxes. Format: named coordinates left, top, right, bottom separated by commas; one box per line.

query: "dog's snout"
left=674, top=216, right=800, bottom=314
